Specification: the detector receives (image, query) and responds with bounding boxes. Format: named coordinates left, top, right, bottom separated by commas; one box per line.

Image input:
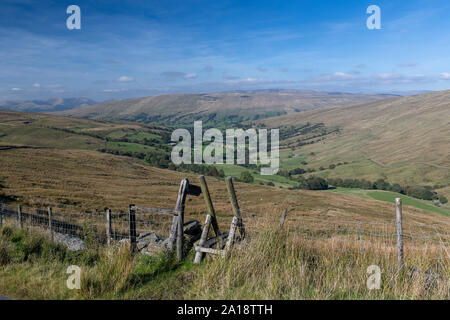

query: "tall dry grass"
left=189, top=220, right=449, bottom=300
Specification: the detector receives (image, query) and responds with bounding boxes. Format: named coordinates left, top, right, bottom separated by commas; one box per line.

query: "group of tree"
left=177, top=164, right=225, bottom=178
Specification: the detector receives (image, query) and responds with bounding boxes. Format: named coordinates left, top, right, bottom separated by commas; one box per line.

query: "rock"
left=138, top=231, right=161, bottom=242
left=183, top=220, right=201, bottom=235
left=119, top=238, right=130, bottom=246
left=52, top=232, right=85, bottom=251
left=137, top=241, right=148, bottom=251
left=135, top=231, right=166, bottom=256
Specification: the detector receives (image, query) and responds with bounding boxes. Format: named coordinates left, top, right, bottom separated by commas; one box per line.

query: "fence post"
left=226, top=177, right=246, bottom=239
left=279, top=209, right=288, bottom=229
left=226, top=216, right=239, bottom=251
left=18, top=204, right=23, bottom=229
left=199, top=175, right=220, bottom=237
left=395, top=198, right=404, bottom=268
left=129, top=204, right=137, bottom=254
left=48, top=207, right=53, bottom=241
left=168, top=179, right=189, bottom=250
left=194, top=214, right=212, bottom=264
left=177, top=201, right=184, bottom=261
left=106, top=209, right=112, bottom=246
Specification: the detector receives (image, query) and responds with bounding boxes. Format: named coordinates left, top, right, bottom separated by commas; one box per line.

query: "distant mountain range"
left=59, top=90, right=398, bottom=126
left=0, top=98, right=97, bottom=113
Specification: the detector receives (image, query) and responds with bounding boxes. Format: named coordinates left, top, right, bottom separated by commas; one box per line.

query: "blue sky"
left=1, top=0, right=450, bottom=101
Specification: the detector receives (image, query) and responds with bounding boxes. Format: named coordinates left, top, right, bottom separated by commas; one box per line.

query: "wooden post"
left=18, top=204, right=23, bottom=229
left=226, top=177, right=246, bottom=239
left=168, top=179, right=189, bottom=250
left=177, top=200, right=184, bottom=261
left=279, top=209, right=288, bottom=228
left=48, top=207, right=53, bottom=241
left=129, top=204, right=137, bottom=254
left=198, top=175, right=220, bottom=236
left=106, top=209, right=112, bottom=246
left=226, top=216, right=239, bottom=251
left=194, top=214, right=212, bottom=264
left=395, top=198, right=404, bottom=268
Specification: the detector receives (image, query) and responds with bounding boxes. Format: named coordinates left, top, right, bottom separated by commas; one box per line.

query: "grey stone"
left=52, top=232, right=85, bottom=251
left=183, top=220, right=201, bottom=235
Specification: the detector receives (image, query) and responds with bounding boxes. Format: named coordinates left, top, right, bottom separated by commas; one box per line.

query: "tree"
left=240, top=171, right=254, bottom=184
left=304, top=176, right=328, bottom=190
left=439, top=195, right=448, bottom=204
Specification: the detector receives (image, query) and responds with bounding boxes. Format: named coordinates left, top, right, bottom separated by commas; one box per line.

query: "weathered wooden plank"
left=177, top=199, right=185, bottom=261
left=168, top=179, right=190, bottom=249
left=203, top=232, right=229, bottom=249
left=198, top=175, right=220, bottom=237
left=226, top=177, right=246, bottom=239
left=171, top=179, right=189, bottom=260
left=226, top=216, right=238, bottom=251
left=195, top=246, right=226, bottom=256
left=194, top=214, right=212, bottom=264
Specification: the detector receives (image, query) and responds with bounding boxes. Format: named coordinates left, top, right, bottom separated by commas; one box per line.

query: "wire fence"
left=0, top=202, right=448, bottom=257
left=239, top=209, right=450, bottom=251
left=0, top=203, right=175, bottom=250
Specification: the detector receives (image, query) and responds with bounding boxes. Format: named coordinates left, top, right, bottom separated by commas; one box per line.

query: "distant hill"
left=60, top=90, right=397, bottom=126
left=259, top=90, right=450, bottom=188
left=0, top=98, right=96, bottom=113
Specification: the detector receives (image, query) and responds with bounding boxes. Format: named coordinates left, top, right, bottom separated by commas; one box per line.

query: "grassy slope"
left=0, top=139, right=448, bottom=300
left=258, top=90, right=450, bottom=187
left=1, top=148, right=448, bottom=230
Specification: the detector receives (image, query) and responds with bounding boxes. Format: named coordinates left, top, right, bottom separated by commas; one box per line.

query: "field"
left=329, top=188, right=450, bottom=217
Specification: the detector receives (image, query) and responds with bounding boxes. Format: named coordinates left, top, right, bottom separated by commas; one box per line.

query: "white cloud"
left=184, top=73, right=197, bottom=79
left=32, top=83, right=41, bottom=88
left=10, top=87, right=23, bottom=91
left=374, top=73, right=402, bottom=80
left=103, top=88, right=128, bottom=93
left=440, top=72, right=450, bottom=79
left=116, top=76, right=135, bottom=83
left=316, top=72, right=358, bottom=81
